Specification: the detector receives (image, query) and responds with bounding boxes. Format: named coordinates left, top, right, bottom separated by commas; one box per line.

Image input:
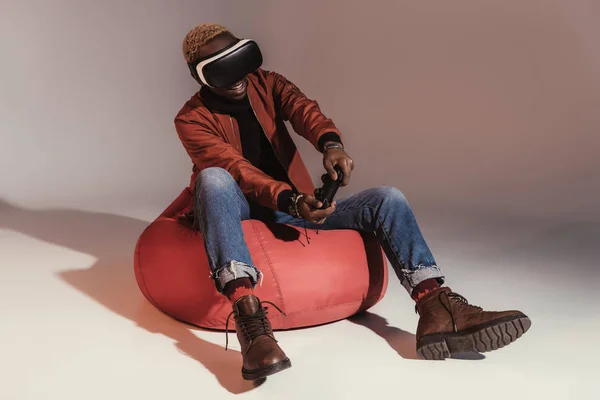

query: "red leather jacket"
left=174, top=68, right=342, bottom=214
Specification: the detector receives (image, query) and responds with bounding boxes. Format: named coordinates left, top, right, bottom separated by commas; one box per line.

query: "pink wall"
left=228, top=0, right=600, bottom=218
left=1, top=0, right=597, bottom=220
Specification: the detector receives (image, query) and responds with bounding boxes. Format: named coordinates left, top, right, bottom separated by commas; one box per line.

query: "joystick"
left=314, top=165, right=344, bottom=209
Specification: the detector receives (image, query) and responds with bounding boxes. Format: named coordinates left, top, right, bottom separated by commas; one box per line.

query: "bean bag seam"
left=272, top=296, right=381, bottom=316
left=249, top=220, right=287, bottom=314
left=195, top=297, right=382, bottom=329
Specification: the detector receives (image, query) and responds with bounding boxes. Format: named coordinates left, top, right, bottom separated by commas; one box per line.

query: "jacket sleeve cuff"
left=277, top=189, right=295, bottom=213
left=318, top=132, right=342, bottom=152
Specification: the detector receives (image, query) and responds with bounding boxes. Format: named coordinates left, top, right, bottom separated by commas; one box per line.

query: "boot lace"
left=296, top=219, right=314, bottom=247
left=441, top=291, right=483, bottom=332
left=224, top=301, right=287, bottom=351
left=446, top=292, right=483, bottom=311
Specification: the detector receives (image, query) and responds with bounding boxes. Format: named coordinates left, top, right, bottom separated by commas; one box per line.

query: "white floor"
left=1, top=199, right=598, bottom=400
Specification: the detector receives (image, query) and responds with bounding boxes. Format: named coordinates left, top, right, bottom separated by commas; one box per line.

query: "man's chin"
left=231, top=91, right=247, bottom=100
left=223, top=89, right=247, bottom=101
left=211, top=87, right=247, bottom=101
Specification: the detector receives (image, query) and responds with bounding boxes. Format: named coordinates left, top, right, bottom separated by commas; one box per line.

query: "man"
left=174, top=23, right=531, bottom=380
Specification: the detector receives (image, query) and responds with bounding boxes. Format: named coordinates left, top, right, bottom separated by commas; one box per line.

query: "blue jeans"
left=194, top=167, right=445, bottom=295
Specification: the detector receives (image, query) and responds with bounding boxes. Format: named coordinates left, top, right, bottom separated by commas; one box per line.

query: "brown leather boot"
left=226, top=295, right=291, bottom=380
left=415, top=287, right=531, bottom=360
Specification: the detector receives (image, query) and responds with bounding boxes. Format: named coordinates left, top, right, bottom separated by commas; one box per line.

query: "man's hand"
left=323, top=147, right=354, bottom=186
left=297, top=194, right=336, bottom=224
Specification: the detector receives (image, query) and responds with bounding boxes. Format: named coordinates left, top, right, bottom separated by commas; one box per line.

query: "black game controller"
left=314, top=165, right=344, bottom=209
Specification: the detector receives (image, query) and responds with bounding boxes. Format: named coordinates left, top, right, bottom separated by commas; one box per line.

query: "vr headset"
left=188, top=39, right=263, bottom=88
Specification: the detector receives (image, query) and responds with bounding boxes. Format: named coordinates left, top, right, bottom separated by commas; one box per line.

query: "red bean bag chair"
left=134, top=188, right=388, bottom=330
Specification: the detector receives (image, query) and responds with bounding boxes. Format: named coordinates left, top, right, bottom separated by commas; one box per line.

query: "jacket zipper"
left=228, top=116, right=240, bottom=152
left=249, top=94, right=306, bottom=237
left=246, top=96, right=291, bottom=183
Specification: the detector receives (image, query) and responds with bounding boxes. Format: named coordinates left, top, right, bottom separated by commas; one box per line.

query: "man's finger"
left=309, top=215, right=325, bottom=224
left=310, top=202, right=336, bottom=223
left=303, top=194, right=323, bottom=209
left=323, top=158, right=337, bottom=181
left=310, top=204, right=336, bottom=220
left=340, top=159, right=352, bottom=186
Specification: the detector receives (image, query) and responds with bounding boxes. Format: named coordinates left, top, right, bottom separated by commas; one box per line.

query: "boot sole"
left=242, top=358, right=292, bottom=381
left=416, top=314, right=531, bottom=360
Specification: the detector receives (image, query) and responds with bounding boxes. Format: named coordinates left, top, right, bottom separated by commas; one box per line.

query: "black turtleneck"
left=200, top=86, right=341, bottom=213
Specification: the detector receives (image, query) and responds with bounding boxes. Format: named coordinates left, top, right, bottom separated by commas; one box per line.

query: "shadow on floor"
left=349, top=311, right=486, bottom=360
left=349, top=311, right=419, bottom=360
left=0, top=196, right=488, bottom=386
left=0, top=198, right=260, bottom=394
